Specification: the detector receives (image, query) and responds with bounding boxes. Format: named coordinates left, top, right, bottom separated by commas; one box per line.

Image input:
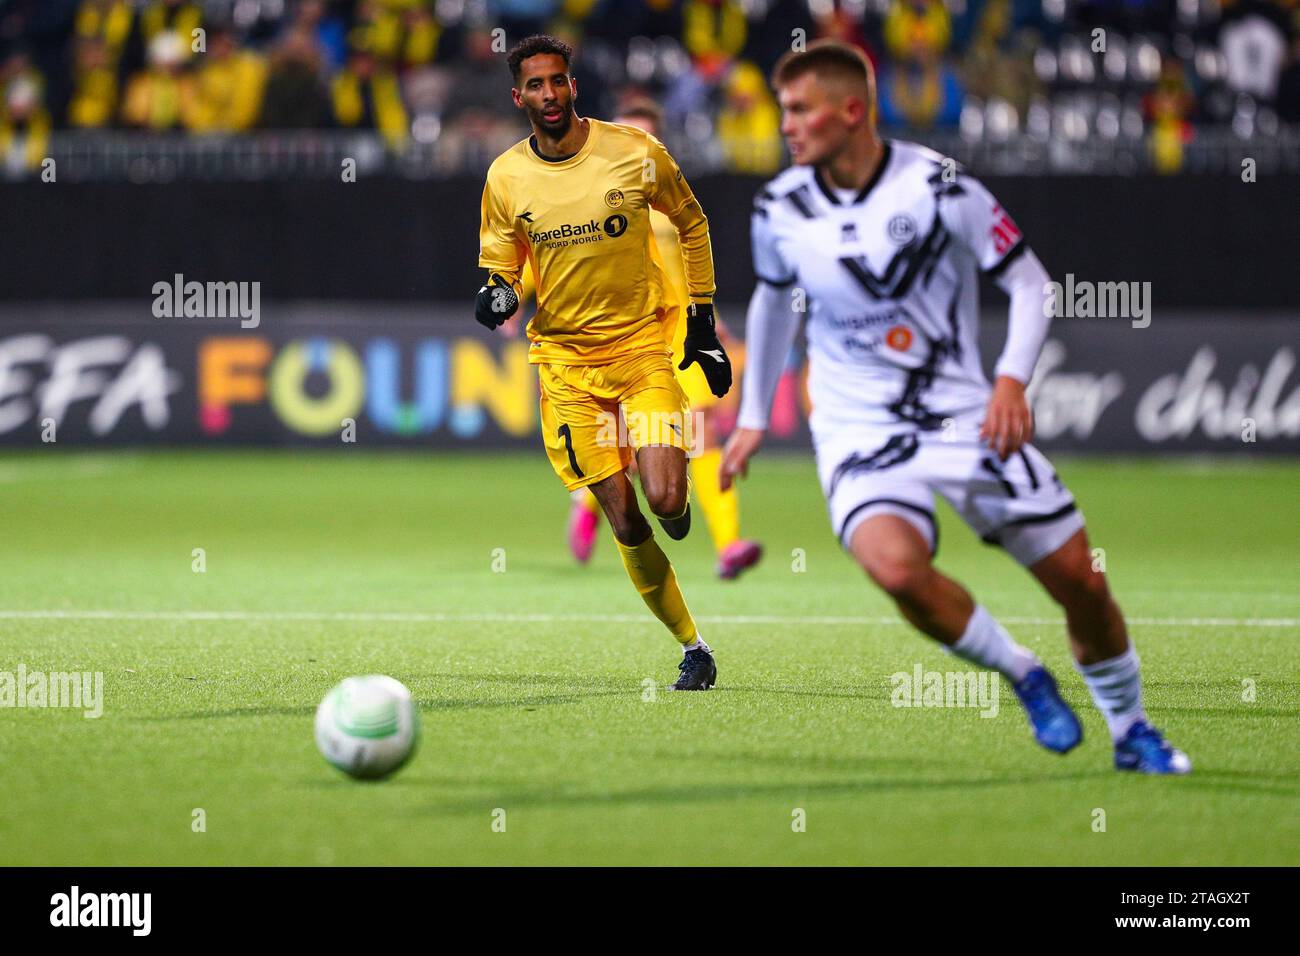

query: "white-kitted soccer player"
left=721, top=40, right=1189, bottom=774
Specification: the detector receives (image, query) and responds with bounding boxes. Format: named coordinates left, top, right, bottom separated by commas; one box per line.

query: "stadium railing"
left=16, top=125, right=1300, bottom=182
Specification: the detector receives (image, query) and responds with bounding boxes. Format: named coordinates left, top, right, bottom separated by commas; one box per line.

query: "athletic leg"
left=1030, top=526, right=1190, bottom=773
left=539, top=360, right=710, bottom=688
left=849, top=514, right=1038, bottom=678
left=847, top=511, right=1080, bottom=753
left=953, top=439, right=1189, bottom=773
left=634, top=444, right=689, bottom=522
left=1028, top=526, right=1126, bottom=667
left=588, top=465, right=715, bottom=690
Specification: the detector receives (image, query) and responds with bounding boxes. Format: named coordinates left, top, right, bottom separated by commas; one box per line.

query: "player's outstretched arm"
left=476, top=172, right=525, bottom=330
left=721, top=280, right=802, bottom=490
left=991, top=246, right=1053, bottom=386
left=935, top=170, right=1053, bottom=460
left=981, top=247, right=1053, bottom=459
left=644, top=135, right=715, bottom=308
left=643, top=135, right=733, bottom=394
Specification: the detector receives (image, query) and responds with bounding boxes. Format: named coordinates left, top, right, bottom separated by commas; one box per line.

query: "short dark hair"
left=507, top=34, right=574, bottom=85
left=772, top=40, right=874, bottom=98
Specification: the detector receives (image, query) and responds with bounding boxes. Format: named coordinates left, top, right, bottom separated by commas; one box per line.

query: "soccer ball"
left=314, top=675, right=420, bottom=780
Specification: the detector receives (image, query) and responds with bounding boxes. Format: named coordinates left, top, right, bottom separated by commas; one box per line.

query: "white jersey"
left=739, top=141, right=1078, bottom=563
left=748, top=139, right=1028, bottom=436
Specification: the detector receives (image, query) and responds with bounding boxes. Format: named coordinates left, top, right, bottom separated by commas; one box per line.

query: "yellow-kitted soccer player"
left=563, top=100, right=763, bottom=581
left=475, top=35, right=732, bottom=690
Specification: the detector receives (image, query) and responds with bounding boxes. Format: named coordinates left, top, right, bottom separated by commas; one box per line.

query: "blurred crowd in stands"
left=2, top=0, right=1298, bottom=177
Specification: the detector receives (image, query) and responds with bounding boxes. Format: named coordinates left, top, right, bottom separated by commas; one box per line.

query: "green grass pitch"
left=0, top=449, right=1296, bottom=866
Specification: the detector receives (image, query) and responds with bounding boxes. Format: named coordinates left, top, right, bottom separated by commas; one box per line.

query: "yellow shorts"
left=537, top=350, right=693, bottom=491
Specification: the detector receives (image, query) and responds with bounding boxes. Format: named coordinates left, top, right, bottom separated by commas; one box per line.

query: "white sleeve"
left=936, top=170, right=1026, bottom=274
left=736, top=281, right=801, bottom=431
left=992, top=248, right=1053, bottom=385
left=935, top=171, right=1050, bottom=384
left=750, top=189, right=796, bottom=286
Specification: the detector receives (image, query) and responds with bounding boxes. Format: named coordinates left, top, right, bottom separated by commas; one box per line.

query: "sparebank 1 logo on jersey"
left=526, top=213, right=628, bottom=249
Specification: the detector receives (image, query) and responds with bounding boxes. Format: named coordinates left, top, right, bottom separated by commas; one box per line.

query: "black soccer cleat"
left=670, top=647, right=717, bottom=691
left=657, top=502, right=691, bottom=541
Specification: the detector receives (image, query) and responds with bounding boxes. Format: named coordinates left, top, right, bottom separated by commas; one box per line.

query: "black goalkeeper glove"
left=475, top=273, right=519, bottom=330
left=677, top=301, right=732, bottom=398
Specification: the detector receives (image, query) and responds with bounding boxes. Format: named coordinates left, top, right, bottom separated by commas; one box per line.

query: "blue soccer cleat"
left=1011, top=666, right=1083, bottom=754
left=1114, top=720, right=1192, bottom=775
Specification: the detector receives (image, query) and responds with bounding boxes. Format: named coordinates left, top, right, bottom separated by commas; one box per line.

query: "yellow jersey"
left=478, top=118, right=715, bottom=366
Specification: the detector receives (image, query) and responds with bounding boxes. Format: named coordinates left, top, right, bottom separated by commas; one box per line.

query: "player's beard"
left=531, top=100, right=574, bottom=139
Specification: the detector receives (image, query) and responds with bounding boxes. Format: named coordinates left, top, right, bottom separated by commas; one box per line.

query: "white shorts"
left=814, top=430, right=1084, bottom=567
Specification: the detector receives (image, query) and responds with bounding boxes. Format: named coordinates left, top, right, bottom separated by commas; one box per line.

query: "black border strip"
left=853, top=140, right=893, bottom=204
left=981, top=501, right=1078, bottom=545
left=839, top=497, right=939, bottom=556
left=984, top=239, right=1028, bottom=280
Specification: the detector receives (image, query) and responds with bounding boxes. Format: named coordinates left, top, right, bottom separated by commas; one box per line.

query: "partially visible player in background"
left=564, top=98, right=763, bottom=581
left=723, top=41, right=1190, bottom=773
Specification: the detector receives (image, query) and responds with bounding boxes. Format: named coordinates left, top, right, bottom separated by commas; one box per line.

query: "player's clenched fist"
left=677, top=302, right=732, bottom=397
left=475, top=273, right=519, bottom=329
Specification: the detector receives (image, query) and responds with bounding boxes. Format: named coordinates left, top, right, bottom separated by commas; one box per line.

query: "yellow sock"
left=579, top=487, right=600, bottom=515
left=690, top=448, right=740, bottom=552
left=615, top=533, right=698, bottom=645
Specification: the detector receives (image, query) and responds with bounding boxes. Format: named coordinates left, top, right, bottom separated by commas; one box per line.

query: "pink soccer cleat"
left=716, top=539, right=763, bottom=580
left=567, top=498, right=600, bottom=563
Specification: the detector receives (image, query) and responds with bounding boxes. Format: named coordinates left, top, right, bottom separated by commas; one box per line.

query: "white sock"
left=682, top=634, right=711, bottom=654
left=1076, top=646, right=1146, bottom=742
left=945, top=605, right=1039, bottom=682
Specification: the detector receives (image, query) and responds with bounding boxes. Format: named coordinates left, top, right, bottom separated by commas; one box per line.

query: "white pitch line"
left=0, top=459, right=136, bottom=484
left=0, top=610, right=1295, bottom=628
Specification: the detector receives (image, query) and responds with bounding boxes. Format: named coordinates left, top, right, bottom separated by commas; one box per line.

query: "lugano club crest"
left=887, top=214, right=918, bottom=245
